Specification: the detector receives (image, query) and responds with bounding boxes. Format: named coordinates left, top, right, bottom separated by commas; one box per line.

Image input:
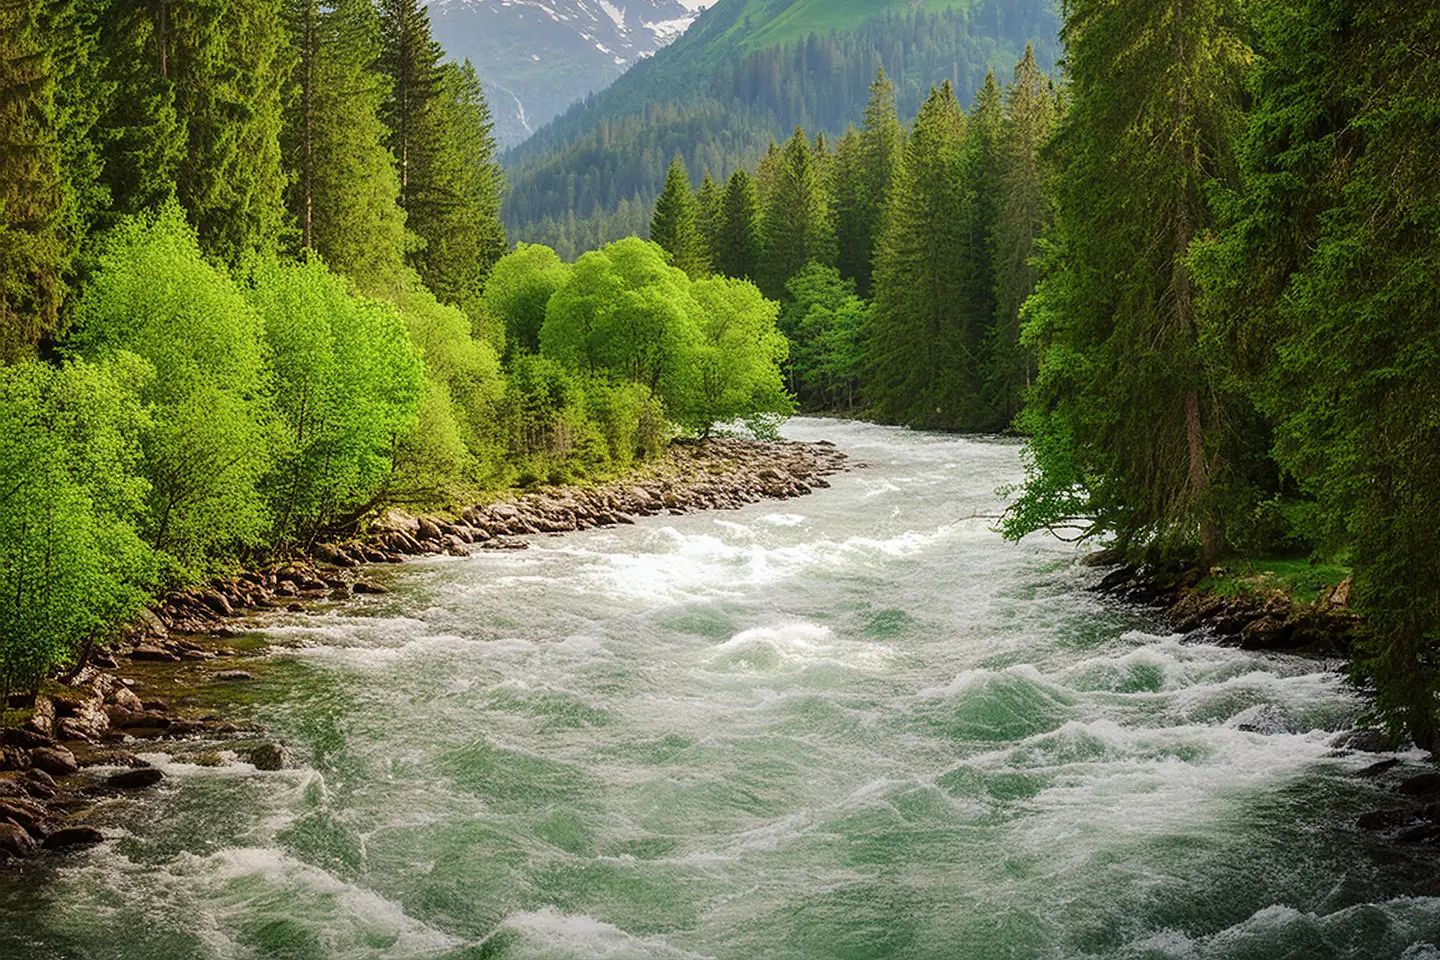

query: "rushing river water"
left=3, top=420, right=1440, bottom=960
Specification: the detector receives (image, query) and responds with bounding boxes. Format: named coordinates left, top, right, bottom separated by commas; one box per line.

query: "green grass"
left=728, top=0, right=978, bottom=52
left=1199, top=557, right=1351, bottom=605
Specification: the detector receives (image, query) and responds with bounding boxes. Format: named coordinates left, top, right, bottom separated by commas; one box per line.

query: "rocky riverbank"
left=0, top=437, right=855, bottom=864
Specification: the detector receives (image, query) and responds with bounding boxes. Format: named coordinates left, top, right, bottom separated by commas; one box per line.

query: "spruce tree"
left=1007, top=0, right=1251, bottom=561
left=650, top=155, right=706, bottom=278
left=842, top=68, right=903, bottom=297
left=988, top=45, right=1057, bottom=424
left=714, top=169, right=762, bottom=282
left=696, top=171, right=723, bottom=272
left=377, top=0, right=443, bottom=203
left=956, top=70, right=1004, bottom=427
left=282, top=0, right=408, bottom=294
left=866, top=84, right=974, bottom=428
left=758, top=127, right=832, bottom=299
left=0, top=0, right=69, bottom=357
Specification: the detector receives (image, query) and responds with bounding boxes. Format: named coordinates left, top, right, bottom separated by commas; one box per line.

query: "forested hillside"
left=502, top=0, right=1060, bottom=257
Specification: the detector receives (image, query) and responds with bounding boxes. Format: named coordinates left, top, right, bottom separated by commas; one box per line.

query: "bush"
left=484, top=243, right=571, bottom=357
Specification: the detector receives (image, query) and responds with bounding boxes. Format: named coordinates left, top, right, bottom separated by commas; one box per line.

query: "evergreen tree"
left=758, top=127, right=833, bottom=299
left=866, top=84, right=975, bottom=428
left=1006, top=0, right=1251, bottom=561
left=377, top=0, right=442, bottom=202
left=841, top=68, right=903, bottom=297
left=696, top=171, right=723, bottom=271
left=0, top=0, right=69, bottom=357
left=282, top=0, right=408, bottom=295
left=988, top=45, right=1057, bottom=423
left=650, top=155, right=707, bottom=278
left=956, top=70, right=1003, bottom=425
left=714, top=169, right=762, bottom=282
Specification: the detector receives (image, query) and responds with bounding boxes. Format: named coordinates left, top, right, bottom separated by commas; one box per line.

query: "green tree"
left=484, top=243, right=572, bottom=356
left=840, top=68, right=903, bottom=297
left=650, top=155, right=707, bottom=278
left=679, top=276, right=792, bottom=438
left=758, top=127, right=834, bottom=299
left=957, top=70, right=1004, bottom=422
left=714, top=169, right=762, bottom=282
left=988, top=45, right=1058, bottom=424
left=784, top=263, right=867, bottom=411
left=866, top=84, right=974, bottom=429
left=1006, top=0, right=1251, bottom=562
left=282, top=0, right=408, bottom=295
left=696, top=171, right=723, bottom=271
left=70, top=203, right=278, bottom=573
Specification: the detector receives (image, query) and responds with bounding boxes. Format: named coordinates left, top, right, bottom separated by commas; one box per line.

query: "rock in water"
left=105, top=768, right=164, bottom=789
left=30, top=747, right=78, bottom=777
left=0, top=823, right=37, bottom=859
left=43, top=826, right=105, bottom=850
left=247, top=743, right=290, bottom=771
left=215, top=670, right=255, bottom=682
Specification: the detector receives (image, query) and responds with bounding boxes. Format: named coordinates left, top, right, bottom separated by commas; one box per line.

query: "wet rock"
left=353, top=581, right=389, bottom=595
left=1356, top=758, right=1401, bottom=778
left=1096, top=566, right=1137, bottom=593
left=0, top=822, right=38, bottom=859
left=130, top=644, right=179, bottom=663
left=1225, top=704, right=1287, bottom=735
left=29, top=747, right=78, bottom=777
left=215, top=670, right=254, bottom=682
left=0, top=797, right=47, bottom=834
left=313, top=543, right=357, bottom=568
left=1396, top=823, right=1440, bottom=844
left=1332, top=728, right=1396, bottom=753
left=44, top=826, right=105, bottom=850
left=286, top=602, right=304, bottom=613
left=23, top=696, right=55, bottom=740
left=1239, top=616, right=1294, bottom=650
left=1081, top=549, right=1124, bottom=568
left=1398, top=773, right=1440, bottom=800
left=1357, top=806, right=1417, bottom=831
left=416, top=518, right=444, bottom=542
left=247, top=743, right=290, bottom=771
left=0, top=779, right=24, bottom=799
left=22, top=769, right=55, bottom=799
left=105, top=768, right=164, bottom=790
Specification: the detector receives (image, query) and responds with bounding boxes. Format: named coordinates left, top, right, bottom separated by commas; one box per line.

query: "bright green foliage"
left=867, top=84, right=976, bottom=429
left=758, top=128, right=834, bottom=299
left=696, top=172, right=724, bottom=271
left=393, top=283, right=507, bottom=500
left=783, top=263, right=868, bottom=410
left=713, top=169, right=762, bottom=282
left=71, top=203, right=277, bottom=573
left=282, top=0, right=409, bottom=296
left=0, top=1, right=70, bottom=357
left=988, top=44, right=1058, bottom=423
left=484, top=243, right=572, bottom=358
left=650, top=156, right=708, bottom=279
left=0, top=359, right=154, bottom=696
left=679, top=275, right=793, bottom=438
left=837, top=69, right=903, bottom=297
left=541, top=238, right=702, bottom=409
left=247, top=259, right=424, bottom=541
left=1006, top=0, right=1250, bottom=561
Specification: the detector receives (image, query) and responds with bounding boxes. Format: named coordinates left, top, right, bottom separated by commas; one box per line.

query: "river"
left=2, top=419, right=1437, bottom=959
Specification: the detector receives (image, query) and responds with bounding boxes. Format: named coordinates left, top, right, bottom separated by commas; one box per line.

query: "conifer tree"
left=0, top=0, right=69, bottom=357
left=841, top=68, right=903, bottom=297
left=714, top=169, right=762, bottom=282
left=758, top=127, right=832, bottom=299
left=956, top=70, right=1004, bottom=425
left=1007, top=0, right=1251, bottom=561
left=988, top=45, right=1057, bottom=423
left=866, top=84, right=974, bottom=428
left=378, top=0, right=443, bottom=202
left=650, top=155, right=707, bottom=278
left=282, top=0, right=408, bottom=295
left=696, top=171, right=723, bottom=271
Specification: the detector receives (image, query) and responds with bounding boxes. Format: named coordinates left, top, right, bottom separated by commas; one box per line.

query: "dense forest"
left=502, top=0, right=1061, bottom=258
left=0, top=0, right=789, bottom=699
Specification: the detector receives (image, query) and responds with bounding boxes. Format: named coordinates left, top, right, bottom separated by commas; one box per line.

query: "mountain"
left=501, top=0, right=1062, bottom=257
left=428, top=0, right=717, bottom=147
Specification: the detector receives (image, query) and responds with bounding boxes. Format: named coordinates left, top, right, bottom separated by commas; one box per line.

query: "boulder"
left=416, top=518, right=444, bottom=543
left=215, top=670, right=254, bottom=682
left=1398, top=773, right=1440, bottom=800
left=22, top=769, right=55, bottom=799
left=1239, top=616, right=1294, bottom=650
left=30, top=747, right=78, bottom=777
left=313, top=543, right=357, bottom=568
left=247, top=743, right=290, bottom=771
left=199, top=589, right=235, bottom=618
left=353, top=580, right=389, bottom=595
left=0, top=822, right=37, bottom=859
left=23, top=696, right=55, bottom=740
left=0, top=797, right=47, bottom=834
left=110, top=686, right=144, bottom=714
left=44, top=826, right=104, bottom=850
left=1332, top=728, right=1397, bottom=753
left=131, top=644, right=179, bottom=663
left=0, top=779, right=24, bottom=799
left=105, top=768, right=164, bottom=790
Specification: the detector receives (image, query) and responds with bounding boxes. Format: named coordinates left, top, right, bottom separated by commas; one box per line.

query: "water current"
left=2, top=419, right=1438, bottom=959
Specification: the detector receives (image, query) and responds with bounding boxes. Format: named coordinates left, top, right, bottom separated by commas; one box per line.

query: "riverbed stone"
left=247, top=743, right=290, bottom=771
left=44, top=826, right=104, bottom=850
left=0, top=822, right=38, bottom=858
left=29, top=747, right=78, bottom=777
left=105, top=768, right=164, bottom=790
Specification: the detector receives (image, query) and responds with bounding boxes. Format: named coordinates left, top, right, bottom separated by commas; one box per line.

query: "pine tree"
left=988, top=45, right=1058, bottom=424
left=714, top=169, right=762, bottom=282
left=649, top=155, right=706, bottom=278
left=866, top=84, right=974, bottom=428
left=956, top=70, right=1003, bottom=427
left=282, top=0, right=408, bottom=294
left=0, top=0, right=69, bottom=357
left=377, top=0, right=443, bottom=203
left=696, top=171, right=723, bottom=271
left=758, top=127, right=832, bottom=299
left=839, top=68, right=903, bottom=297
left=1007, top=0, right=1251, bottom=561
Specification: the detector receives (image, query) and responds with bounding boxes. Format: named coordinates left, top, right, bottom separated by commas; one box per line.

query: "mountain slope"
left=502, top=0, right=1061, bottom=256
left=429, top=0, right=716, bottom=147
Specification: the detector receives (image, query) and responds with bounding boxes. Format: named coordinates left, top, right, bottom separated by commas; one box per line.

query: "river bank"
left=0, top=437, right=855, bottom=864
